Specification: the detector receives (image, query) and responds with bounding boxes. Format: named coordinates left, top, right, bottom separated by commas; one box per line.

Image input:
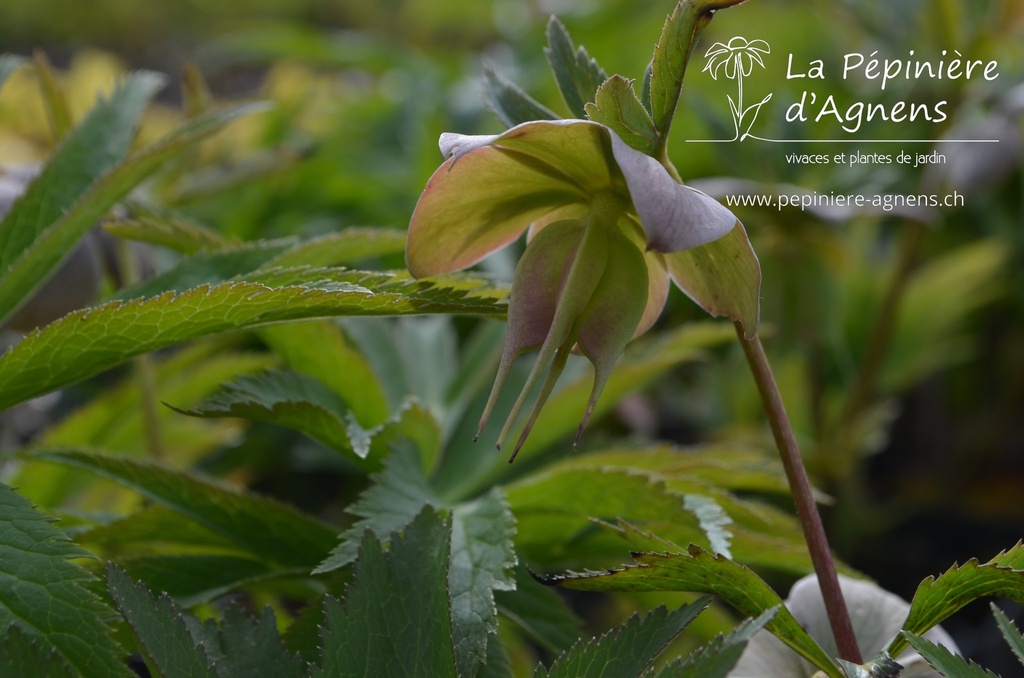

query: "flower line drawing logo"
left=702, top=36, right=772, bottom=141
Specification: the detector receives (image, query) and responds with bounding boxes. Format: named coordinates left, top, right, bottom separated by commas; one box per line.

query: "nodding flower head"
left=406, top=119, right=738, bottom=461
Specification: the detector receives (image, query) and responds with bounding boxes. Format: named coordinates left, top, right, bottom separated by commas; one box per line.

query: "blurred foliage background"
left=2, top=0, right=1023, bottom=672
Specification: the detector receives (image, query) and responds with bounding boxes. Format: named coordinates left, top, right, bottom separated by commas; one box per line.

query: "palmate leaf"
left=0, top=483, right=132, bottom=677
left=887, top=542, right=1024, bottom=657
left=106, top=566, right=216, bottom=678
left=0, top=626, right=77, bottom=678
left=0, top=268, right=506, bottom=412
left=538, top=545, right=842, bottom=677
left=107, top=566, right=303, bottom=678
left=449, top=489, right=517, bottom=678
left=315, top=507, right=459, bottom=678
left=29, top=449, right=337, bottom=570
left=538, top=599, right=712, bottom=678
left=315, top=443, right=441, bottom=573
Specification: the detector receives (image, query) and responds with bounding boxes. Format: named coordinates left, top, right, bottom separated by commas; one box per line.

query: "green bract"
left=406, top=119, right=739, bottom=459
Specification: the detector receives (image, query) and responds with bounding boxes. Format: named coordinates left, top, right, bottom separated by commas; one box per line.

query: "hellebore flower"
left=406, top=119, right=738, bottom=460
left=729, top=574, right=959, bottom=678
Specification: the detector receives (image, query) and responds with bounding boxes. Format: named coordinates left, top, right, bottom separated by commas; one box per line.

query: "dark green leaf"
left=315, top=507, right=458, bottom=678
left=483, top=63, right=560, bottom=128
left=537, top=545, right=841, bottom=677
left=31, top=449, right=337, bottom=569
left=585, top=75, right=659, bottom=156
left=991, top=604, right=1024, bottom=668
left=541, top=600, right=711, bottom=678
left=201, top=605, right=305, bottom=678
left=450, top=488, right=517, bottom=678
left=0, top=483, right=132, bottom=677
left=112, top=554, right=274, bottom=608
left=261, top=228, right=407, bottom=269
left=260, top=321, right=390, bottom=427
left=657, top=607, right=777, bottom=678
left=106, top=565, right=216, bottom=678
left=889, top=542, right=1024, bottom=657
left=496, top=567, right=582, bottom=656
left=0, top=269, right=506, bottom=412
left=902, top=632, right=998, bottom=677
left=174, top=369, right=369, bottom=463
left=544, top=16, right=607, bottom=118
left=314, top=443, right=440, bottom=573
left=0, top=71, right=164, bottom=324
left=0, top=626, right=77, bottom=678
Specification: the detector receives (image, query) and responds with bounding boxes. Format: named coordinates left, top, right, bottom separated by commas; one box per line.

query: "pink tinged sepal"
left=406, top=119, right=738, bottom=280
left=476, top=213, right=648, bottom=462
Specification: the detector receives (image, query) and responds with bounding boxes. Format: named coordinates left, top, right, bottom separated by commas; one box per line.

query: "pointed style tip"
left=495, top=442, right=502, bottom=451
left=472, top=434, right=479, bottom=443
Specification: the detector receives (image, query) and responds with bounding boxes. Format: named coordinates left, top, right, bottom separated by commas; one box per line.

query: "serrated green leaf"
left=0, top=483, right=132, bottom=677
left=658, top=606, right=777, bottom=678
left=450, top=488, right=517, bottom=678
left=496, top=566, right=582, bottom=656
left=991, top=603, right=1024, bottom=668
left=260, top=321, right=390, bottom=427
left=30, top=449, right=337, bottom=569
left=0, top=626, right=76, bottom=678
left=483, top=63, right=560, bottom=128
left=585, top=75, right=658, bottom=156
left=0, top=71, right=164, bottom=324
left=315, top=443, right=440, bottom=573
left=0, top=55, right=25, bottom=91
left=544, top=16, right=607, bottom=118
left=902, top=632, right=998, bottom=678
left=649, top=1, right=714, bottom=149
left=174, top=369, right=371, bottom=463
left=0, top=269, right=505, bottom=412
left=506, top=466, right=705, bottom=565
left=663, top=222, right=761, bottom=339
left=104, top=213, right=228, bottom=254
left=315, top=507, right=458, bottom=678
left=538, top=545, right=841, bottom=677
left=199, top=605, right=305, bottom=678
left=889, top=542, right=1024, bottom=657
left=106, top=565, right=217, bottom=678
left=542, top=600, right=711, bottom=678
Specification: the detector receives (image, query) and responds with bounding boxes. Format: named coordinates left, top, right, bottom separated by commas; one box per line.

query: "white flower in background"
left=730, top=574, right=959, bottom=677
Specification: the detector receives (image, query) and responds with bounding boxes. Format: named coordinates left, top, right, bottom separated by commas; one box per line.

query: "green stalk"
left=737, top=326, right=862, bottom=663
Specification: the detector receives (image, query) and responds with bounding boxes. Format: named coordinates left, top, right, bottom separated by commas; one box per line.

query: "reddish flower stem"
left=736, top=324, right=862, bottom=664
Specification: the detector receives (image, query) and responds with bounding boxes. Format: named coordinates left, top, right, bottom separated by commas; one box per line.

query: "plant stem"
left=736, top=324, right=862, bottom=664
